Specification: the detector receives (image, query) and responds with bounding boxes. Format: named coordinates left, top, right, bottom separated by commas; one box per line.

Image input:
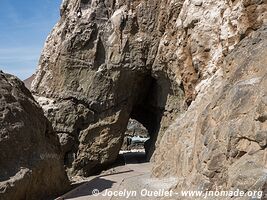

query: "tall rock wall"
left=32, top=0, right=187, bottom=177
left=153, top=27, right=267, bottom=199
left=0, top=72, right=69, bottom=200
left=32, top=0, right=267, bottom=183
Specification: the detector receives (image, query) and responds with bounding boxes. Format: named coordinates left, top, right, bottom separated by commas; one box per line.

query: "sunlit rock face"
left=153, top=27, right=267, bottom=199
left=32, top=0, right=266, bottom=185
left=32, top=0, right=186, bottom=177
left=0, top=71, right=69, bottom=200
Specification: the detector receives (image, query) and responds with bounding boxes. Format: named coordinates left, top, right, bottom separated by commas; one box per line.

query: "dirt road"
left=57, top=151, right=177, bottom=200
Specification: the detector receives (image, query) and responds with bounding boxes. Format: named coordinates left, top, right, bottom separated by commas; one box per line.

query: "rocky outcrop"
left=31, top=0, right=267, bottom=181
left=0, top=72, right=69, bottom=200
left=153, top=27, right=267, bottom=199
left=23, top=74, right=36, bottom=90
left=32, top=0, right=187, bottom=177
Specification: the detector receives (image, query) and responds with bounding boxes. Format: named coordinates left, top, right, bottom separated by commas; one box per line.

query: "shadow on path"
left=63, top=177, right=116, bottom=199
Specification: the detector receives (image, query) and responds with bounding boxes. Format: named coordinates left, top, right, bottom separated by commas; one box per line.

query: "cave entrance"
left=119, top=74, right=171, bottom=163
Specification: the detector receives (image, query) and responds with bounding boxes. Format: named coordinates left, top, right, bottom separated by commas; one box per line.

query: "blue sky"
left=0, top=0, right=61, bottom=80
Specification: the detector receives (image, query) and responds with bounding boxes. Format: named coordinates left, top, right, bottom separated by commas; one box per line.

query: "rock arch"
left=31, top=0, right=187, bottom=178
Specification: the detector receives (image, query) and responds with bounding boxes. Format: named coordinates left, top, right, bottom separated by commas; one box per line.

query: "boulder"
left=0, top=72, right=70, bottom=200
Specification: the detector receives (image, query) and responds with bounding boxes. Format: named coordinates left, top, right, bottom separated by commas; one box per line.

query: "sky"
left=0, top=0, right=62, bottom=80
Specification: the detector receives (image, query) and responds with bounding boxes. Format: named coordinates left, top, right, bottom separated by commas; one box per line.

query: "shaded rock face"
left=0, top=72, right=69, bottom=200
left=153, top=27, right=267, bottom=199
left=32, top=0, right=267, bottom=179
left=23, top=74, right=36, bottom=90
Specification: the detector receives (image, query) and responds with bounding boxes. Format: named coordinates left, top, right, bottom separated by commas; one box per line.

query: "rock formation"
left=23, top=74, right=36, bottom=90
left=0, top=71, right=69, bottom=199
left=32, top=0, right=187, bottom=177
left=31, top=0, right=267, bottom=193
left=153, top=26, right=267, bottom=199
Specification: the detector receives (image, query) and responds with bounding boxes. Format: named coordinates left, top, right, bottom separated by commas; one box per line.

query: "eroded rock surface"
left=32, top=0, right=267, bottom=182
left=153, top=27, right=267, bottom=199
left=0, top=72, right=69, bottom=200
left=32, top=0, right=187, bottom=177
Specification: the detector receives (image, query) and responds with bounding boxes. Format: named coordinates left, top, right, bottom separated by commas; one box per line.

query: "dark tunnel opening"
left=120, top=74, right=171, bottom=161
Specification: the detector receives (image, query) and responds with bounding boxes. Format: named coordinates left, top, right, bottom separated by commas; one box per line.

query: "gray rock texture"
left=153, top=27, right=267, bottom=199
left=31, top=0, right=267, bottom=189
left=32, top=0, right=187, bottom=177
left=23, top=74, right=36, bottom=90
left=0, top=72, right=69, bottom=200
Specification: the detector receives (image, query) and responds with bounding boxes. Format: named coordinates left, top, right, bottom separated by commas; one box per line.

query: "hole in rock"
left=118, top=75, right=171, bottom=163
left=118, top=119, right=151, bottom=166
left=120, top=119, right=149, bottom=152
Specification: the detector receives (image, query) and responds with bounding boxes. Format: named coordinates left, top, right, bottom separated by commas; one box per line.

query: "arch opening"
left=120, top=119, right=150, bottom=152
left=119, top=74, right=173, bottom=161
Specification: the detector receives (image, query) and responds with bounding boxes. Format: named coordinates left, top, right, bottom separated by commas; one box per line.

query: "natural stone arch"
left=129, top=76, right=170, bottom=159
left=35, top=65, right=185, bottom=177
left=32, top=0, right=187, bottom=178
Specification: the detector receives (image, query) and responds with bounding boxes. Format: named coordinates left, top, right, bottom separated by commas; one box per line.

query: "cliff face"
left=32, top=0, right=266, bottom=184
left=32, top=0, right=187, bottom=176
left=0, top=72, right=69, bottom=200
left=153, top=27, right=267, bottom=198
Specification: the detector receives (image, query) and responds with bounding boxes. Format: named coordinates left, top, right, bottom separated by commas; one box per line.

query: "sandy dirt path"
left=57, top=152, right=177, bottom=200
